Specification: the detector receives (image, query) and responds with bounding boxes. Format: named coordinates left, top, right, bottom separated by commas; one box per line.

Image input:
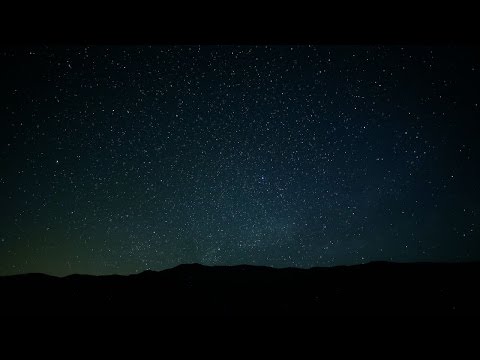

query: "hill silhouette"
left=1, top=262, right=479, bottom=315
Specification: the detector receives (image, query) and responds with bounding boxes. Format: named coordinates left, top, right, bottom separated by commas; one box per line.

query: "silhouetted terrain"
left=1, top=262, right=479, bottom=315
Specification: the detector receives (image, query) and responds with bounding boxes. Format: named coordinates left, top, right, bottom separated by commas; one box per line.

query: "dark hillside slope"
left=1, top=262, right=479, bottom=315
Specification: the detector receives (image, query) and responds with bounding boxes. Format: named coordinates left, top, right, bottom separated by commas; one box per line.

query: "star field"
left=1, top=45, right=479, bottom=275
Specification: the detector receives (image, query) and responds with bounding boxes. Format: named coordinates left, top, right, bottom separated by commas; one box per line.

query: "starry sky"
left=1, top=45, right=479, bottom=276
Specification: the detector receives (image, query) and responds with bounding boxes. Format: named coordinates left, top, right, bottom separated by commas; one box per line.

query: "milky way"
left=1, top=45, right=479, bottom=275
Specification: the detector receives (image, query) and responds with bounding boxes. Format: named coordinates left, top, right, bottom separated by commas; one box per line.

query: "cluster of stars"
left=0, top=45, right=478, bottom=275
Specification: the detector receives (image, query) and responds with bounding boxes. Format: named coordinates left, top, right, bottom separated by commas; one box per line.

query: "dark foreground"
left=1, top=262, right=479, bottom=315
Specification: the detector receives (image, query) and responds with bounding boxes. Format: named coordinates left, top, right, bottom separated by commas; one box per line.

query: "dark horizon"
left=1, top=45, right=479, bottom=277
left=2, top=261, right=480, bottom=315
left=3, top=260, right=480, bottom=279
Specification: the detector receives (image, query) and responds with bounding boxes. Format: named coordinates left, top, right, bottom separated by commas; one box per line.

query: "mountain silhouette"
left=1, top=262, right=479, bottom=315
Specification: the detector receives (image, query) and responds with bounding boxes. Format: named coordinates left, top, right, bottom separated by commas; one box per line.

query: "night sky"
left=1, top=45, right=479, bottom=276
